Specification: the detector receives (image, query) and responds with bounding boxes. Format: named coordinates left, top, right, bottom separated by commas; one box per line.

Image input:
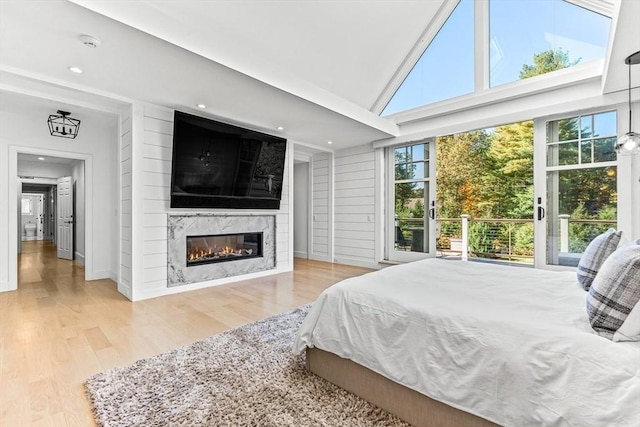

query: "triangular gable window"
left=381, top=0, right=610, bottom=117
left=489, top=0, right=610, bottom=87
left=381, top=0, right=474, bottom=116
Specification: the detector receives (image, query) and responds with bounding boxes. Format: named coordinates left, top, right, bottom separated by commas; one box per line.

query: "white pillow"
left=586, top=241, right=640, bottom=341
left=614, top=301, right=640, bottom=342
left=577, top=228, right=622, bottom=291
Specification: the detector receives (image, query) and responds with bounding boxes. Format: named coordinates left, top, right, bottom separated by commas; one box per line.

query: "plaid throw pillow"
left=586, top=242, right=640, bottom=341
left=577, top=229, right=622, bottom=291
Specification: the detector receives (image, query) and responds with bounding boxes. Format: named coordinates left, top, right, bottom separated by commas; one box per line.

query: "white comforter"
left=294, top=259, right=640, bottom=427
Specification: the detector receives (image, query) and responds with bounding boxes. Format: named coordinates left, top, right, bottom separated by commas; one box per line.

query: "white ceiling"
left=0, top=0, right=636, bottom=151
left=602, top=0, right=640, bottom=94
left=18, top=153, right=75, bottom=165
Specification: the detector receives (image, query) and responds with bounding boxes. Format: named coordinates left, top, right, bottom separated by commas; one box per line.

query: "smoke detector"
left=78, top=35, right=101, bottom=48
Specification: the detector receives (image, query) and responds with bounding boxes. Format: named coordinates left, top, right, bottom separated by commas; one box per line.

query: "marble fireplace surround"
left=168, top=214, right=276, bottom=287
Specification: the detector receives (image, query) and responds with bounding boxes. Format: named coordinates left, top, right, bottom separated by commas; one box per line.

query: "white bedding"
left=294, top=259, right=640, bottom=427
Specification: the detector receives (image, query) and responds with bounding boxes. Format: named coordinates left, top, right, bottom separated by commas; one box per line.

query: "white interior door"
left=57, top=176, right=73, bottom=260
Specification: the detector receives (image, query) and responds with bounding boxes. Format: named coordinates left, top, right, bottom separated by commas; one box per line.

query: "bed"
left=294, top=258, right=640, bottom=427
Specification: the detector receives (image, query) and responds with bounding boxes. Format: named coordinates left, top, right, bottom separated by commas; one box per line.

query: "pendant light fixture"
left=47, top=110, right=81, bottom=139
left=615, top=50, right=640, bottom=156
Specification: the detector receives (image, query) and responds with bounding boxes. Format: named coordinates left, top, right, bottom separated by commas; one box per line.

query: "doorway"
left=20, top=193, right=44, bottom=241
left=436, top=122, right=534, bottom=264
left=386, top=139, right=437, bottom=262
left=293, top=160, right=311, bottom=259
left=10, top=149, right=90, bottom=290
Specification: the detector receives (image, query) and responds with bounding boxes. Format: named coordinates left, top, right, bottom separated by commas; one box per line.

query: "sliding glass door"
left=534, top=110, right=618, bottom=268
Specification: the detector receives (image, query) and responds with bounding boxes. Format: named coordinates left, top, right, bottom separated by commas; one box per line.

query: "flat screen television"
left=170, top=111, right=287, bottom=209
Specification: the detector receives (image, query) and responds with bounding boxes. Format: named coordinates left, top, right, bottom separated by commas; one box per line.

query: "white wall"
left=333, top=145, right=378, bottom=268
left=18, top=160, right=72, bottom=178
left=71, top=160, right=86, bottom=263
left=125, top=105, right=293, bottom=301
left=293, top=162, right=309, bottom=258
left=0, top=98, right=119, bottom=291
left=119, top=109, right=133, bottom=299
left=310, top=152, right=332, bottom=262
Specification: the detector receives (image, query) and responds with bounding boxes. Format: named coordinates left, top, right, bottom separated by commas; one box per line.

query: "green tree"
left=519, top=48, right=580, bottom=79
left=567, top=203, right=617, bottom=252
left=411, top=199, right=424, bottom=219
left=477, top=48, right=581, bottom=219
left=481, top=120, right=534, bottom=218
left=394, top=149, right=416, bottom=217
left=436, top=130, right=490, bottom=218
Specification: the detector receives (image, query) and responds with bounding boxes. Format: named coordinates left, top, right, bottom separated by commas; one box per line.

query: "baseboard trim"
left=333, top=256, right=381, bottom=270
left=133, top=266, right=288, bottom=302
left=74, top=251, right=85, bottom=265
left=308, top=254, right=332, bottom=263
left=86, top=270, right=111, bottom=281
left=294, top=250, right=308, bottom=259
left=117, top=281, right=132, bottom=301
left=0, top=280, right=15, bottom=292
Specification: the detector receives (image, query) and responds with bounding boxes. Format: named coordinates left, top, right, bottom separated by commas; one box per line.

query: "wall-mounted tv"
left=170, top=111, right=287, bottom=209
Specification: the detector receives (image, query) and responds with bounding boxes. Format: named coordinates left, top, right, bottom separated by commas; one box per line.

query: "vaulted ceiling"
left=0, top=0, right=637, bottom=150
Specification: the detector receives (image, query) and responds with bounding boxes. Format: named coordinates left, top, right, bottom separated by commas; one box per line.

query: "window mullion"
left=475, top=0, right=489, bottom=91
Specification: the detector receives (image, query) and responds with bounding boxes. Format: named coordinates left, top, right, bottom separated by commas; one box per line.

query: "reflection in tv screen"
left=170, top=111, right=287, bottom=209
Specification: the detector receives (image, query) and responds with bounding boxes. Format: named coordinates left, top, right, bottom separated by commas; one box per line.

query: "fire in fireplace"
left=186, top=232, right=263, bottom=266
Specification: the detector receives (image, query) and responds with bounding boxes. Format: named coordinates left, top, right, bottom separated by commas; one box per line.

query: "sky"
left=382, top=0, right=611, bottom=116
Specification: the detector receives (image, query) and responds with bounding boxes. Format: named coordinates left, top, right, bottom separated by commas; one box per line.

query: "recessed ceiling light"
left=276, top=126, right=284, bottom=131
left=68, top=66, right=83, bottom=74
left=327, top=141, right=333, bottom=145
left=37, top=157, right=45, bottom=161
left=196, top=104, right=207, bottom=109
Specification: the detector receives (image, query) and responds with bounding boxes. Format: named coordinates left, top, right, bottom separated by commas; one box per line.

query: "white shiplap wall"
left=133, top=105, right=291, bottom=300
left=119, top=111, right=133, bottom=300
left=333, top=145, right=378, bottom=268
left=310, top=152, right=332, bottom=262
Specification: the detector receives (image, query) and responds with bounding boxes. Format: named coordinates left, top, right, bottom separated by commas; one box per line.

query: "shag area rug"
left=85, top=305, right=409, bottom=426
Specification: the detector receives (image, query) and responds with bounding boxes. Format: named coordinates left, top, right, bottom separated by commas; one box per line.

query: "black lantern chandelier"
left=47, top=110, right=81, bottom=139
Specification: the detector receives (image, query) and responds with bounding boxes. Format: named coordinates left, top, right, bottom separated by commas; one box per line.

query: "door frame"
left=533, top=105, right=626, bottom=270
left=8, top=146, right=92, bottom=291
left=293, top=153, right=312, bottom=259
left=385, top=138, right=437, bottom=262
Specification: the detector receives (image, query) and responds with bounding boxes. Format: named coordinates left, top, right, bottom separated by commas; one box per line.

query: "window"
left=380, top=0, right=611, bottom=115
left=544, top=111, right=617, bottom=265
left=382, top=0, right=474, bottom=115
left=436, top=121, right=535, bottom=264
left=546, top=111, right=617, bottom=166
left=490, top=0, right=610, bottom=87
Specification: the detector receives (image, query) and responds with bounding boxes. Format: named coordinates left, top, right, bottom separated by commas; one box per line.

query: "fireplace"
left=186, top=232, right=263, bottom=266
left=168, top=214, right=276, bottom=287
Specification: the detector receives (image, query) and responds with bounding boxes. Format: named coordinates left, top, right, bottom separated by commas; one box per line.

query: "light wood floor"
left=0, top=241, right=373, bottom=426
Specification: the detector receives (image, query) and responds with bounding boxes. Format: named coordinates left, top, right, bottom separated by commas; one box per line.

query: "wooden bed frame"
left=306, top=347, right=499, bottom=427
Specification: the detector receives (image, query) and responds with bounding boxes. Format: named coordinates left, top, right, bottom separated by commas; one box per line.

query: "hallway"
left=0, top=242, right=372, bottom=426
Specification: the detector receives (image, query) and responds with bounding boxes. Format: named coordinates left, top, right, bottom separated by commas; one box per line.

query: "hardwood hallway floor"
left=0, top=241, right=373, bottom=426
